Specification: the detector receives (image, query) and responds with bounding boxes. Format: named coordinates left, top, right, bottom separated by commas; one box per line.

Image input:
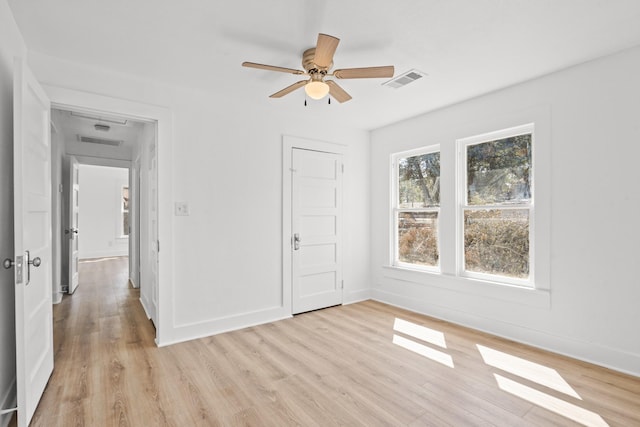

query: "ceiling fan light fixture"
left=305, top=81, right=330, bottom=100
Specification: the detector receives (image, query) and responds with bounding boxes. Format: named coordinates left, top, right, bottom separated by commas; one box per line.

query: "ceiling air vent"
left=383, top=69, right=427, bottom=89
left=71, top=111, right=128, bottom=125
left=77, top=135, right=123, bottom=147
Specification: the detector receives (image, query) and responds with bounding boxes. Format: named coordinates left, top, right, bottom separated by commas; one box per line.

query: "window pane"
left=467, top=134, right=531, bottom=205
left=123, top=212, right=129, bottom=236
left=398, top=152, right=440, bottom=208
left=398, top=211, right=439, bottom=266
left=123, top=187, right=129, bottom=211
left=464, top=209, right=529, bottom=278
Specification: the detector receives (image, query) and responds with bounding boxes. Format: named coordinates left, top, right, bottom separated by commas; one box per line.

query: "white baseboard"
left=158, top=306, right=292, bottom=347
left=139, top=296, right=154, bottom=320
left=52, top=290, right=63, bottom=304
left=79, top=249, right=128, bottom=259
left=344, top=288, right=372, bottom=305
left=0, top=377, right=16, bottom=427
left=372, top=288, right=640, bottom=377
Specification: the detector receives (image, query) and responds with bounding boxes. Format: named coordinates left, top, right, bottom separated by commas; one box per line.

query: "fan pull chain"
left=304, top=99, right=307, bottom=107
left=328, top=97, right=331, bottom=105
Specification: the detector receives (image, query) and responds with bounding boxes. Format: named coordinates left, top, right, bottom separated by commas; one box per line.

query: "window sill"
left=382, top=265, right=550, bottom=309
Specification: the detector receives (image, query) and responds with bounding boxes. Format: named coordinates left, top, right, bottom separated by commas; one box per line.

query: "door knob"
left=24, top=250, right=41, bottom=286
left=3, top=258, right=13, bottom=269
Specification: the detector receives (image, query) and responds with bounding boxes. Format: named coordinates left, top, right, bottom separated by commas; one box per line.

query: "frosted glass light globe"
left=305, top=81, right=330, bottom=100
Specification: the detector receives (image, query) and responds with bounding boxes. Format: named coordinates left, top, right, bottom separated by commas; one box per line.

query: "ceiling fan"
left=242, top=33, right=394, bottom=103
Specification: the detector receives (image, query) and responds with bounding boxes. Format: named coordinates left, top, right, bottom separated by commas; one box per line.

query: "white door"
left=13, top=58, right=54, bottom=427
left=67, top=156, right=80, bottom=293
left=291, top=148, right=343, bottom=314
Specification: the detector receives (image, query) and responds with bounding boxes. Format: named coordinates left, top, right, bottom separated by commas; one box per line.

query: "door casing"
left=282, top=135, right=346, bottom=314
left=44, top=85, right=173, bottom=345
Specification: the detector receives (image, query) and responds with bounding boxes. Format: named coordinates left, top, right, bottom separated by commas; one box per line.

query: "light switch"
left=175, top=202, right=190, bottom=216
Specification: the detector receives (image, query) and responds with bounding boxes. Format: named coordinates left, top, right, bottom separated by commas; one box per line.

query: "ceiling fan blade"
left=242, top=62, right=305, bottom=75
left=333, top=66, right=395, bottom=79
left=313, top=34, right=340, bottom=68
left=269, top=80, right=308, bottom=98
left=326, top=80, right=352, bottom=103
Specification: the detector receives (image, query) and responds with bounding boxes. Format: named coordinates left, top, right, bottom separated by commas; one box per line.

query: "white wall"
left=0, top=1, right=26, bottom=424
left=28, top=51, right=371, bottom=345
left=77, top=165, right=129, bottom=259
left=370, top=46, right=640, bottom=376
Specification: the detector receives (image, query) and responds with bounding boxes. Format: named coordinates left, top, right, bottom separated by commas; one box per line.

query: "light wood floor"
left=17, top=257, right=640, bottom=426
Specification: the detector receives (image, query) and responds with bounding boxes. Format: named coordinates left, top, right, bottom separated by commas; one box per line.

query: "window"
left=121, top=186, right=129, bottom=237
left=459, top=124, right=533, bottom=286
left=392, top=147, right=440, bottom=269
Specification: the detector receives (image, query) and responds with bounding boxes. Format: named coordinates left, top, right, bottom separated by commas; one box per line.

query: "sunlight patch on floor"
left=477, top=344, right=580, bottom=399
left=393, top=318, right=447, bottom=349
left=392, top=334, right=454, bottom=368
left=494, top=374, right=609, bottom=427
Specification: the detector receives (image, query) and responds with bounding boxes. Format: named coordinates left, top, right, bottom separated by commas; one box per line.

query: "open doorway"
left=75, top=164, right=130, bottom=290
left=50, top=107, right=158, bottom=328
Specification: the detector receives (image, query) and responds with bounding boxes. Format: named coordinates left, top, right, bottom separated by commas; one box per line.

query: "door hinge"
left=157, top=240, right=160, bottom=252
left=341, top=163, right=344, bottom=173
left=341, top=280, right=344, bottom=289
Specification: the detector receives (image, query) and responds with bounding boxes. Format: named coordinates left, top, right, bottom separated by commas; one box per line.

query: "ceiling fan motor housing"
left=302, top=48, right=331, bottom=76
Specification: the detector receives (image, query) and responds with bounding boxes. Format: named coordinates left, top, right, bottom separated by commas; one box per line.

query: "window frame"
left=457, top=123, right=535, bottom=288
left=391, top=145, right=441, bottom=272
left=119, top=184, right=130, bottom=239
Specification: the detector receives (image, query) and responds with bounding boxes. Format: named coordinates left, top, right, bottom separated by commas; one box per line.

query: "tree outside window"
left=461, top=126, right=533, bottom=283
left=393, top=148, right=440, bottom=269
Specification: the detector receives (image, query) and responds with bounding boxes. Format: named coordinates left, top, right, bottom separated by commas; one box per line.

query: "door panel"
left=13, top=58, right=54, bottom=427
left=291, top=148, right=343, bottom=314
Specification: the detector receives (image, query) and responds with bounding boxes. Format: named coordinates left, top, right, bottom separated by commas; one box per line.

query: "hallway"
left=24, top=257, right=156, bottom=425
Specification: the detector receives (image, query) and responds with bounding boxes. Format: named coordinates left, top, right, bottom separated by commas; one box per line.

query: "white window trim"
left=456, top=123, right=535, bottom=288
left=391, top=144, right=441, bottom=273
left=385, top=107, right=551, bottom=308
left=118, top=183, right=129, bottom=239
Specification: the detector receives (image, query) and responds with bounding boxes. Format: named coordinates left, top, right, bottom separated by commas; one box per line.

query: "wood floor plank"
left=19, top=257, right=640, bottom=427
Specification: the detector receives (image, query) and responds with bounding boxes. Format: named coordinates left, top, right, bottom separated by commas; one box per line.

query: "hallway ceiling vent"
left=77, top=135, right=123, bottom=147
left=71, top=111, right=128, bottom=125
left=383, top=69, right=427, bottom=89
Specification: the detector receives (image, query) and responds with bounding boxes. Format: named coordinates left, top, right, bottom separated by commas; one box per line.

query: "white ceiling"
left=52, top=108, right=144, bottom=158
left=9, top=0, right=640, bottom=130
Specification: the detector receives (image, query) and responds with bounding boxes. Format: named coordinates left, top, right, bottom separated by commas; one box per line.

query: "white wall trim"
left=79, top=250, right=128, bottom=260
left=42, top=84, right=173, bottom=346
left=372, top=289, right=640, bottom=377
left=282, top=135, right=347, bottom=315
left=381, top=265, right=551, bottom=309
left=159, top=307, right=292, bottom=347
left=52, top=291, right=62, bottom=305
left=139, top=296, right=153, bottom=320
left=343, top=289, right=372, bottom=305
